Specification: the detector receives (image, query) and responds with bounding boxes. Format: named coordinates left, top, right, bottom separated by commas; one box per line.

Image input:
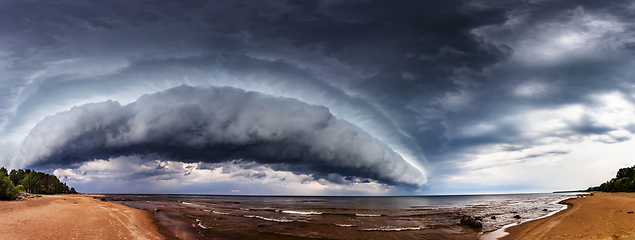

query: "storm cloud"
left=10, top=85, right=425, bottom=186
left=2, top=0, right=635, bottom=194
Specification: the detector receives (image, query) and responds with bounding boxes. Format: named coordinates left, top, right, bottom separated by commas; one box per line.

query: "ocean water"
left=108, top=193, right=581, bottom=240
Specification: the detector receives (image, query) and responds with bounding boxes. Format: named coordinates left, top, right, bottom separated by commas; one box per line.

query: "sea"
left=104, top=193, right=584, bottom=240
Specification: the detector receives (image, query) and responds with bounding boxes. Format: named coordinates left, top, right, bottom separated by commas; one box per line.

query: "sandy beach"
left=5, top=192, right=635, bottom=240
left=0, top=194, right=177, bottom=240
left=500, top=192, right=635, bottom=240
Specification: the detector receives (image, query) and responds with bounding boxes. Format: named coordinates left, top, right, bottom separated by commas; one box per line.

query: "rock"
left=491, top=216, right=496, bottom=219
left=542, top=209, right=548, bottom=211
left=511, top=211, right=517, bottom=214
left=628, top=211, right=634, bottom=214
left=100, top=198, right=107, bottom=202
left=474, top=216, right=483, bottom=221
left=154, top=208, right=161, bottom=212
left=513, top=215, right=521, bottom=219
left=473, top=221, right=483, bottom=228
left=460, top=215, right=483, bottom=228
left=233, top=202, right=240, bottom=204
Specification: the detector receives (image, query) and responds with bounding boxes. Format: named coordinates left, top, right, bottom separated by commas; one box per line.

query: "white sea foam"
left=244, top=215, right=294, bottom=222
left=335, top=223, right=354, bottom=227
left=195, top=219, right=209, bottom=229
left=202, top=209, right=211, bottom=212
left=359, top=226, right=424, bottom=231
left=213, top=211, right=230, bottom=215
left=481, top=196, right=580, bottom=240
left=281, top=210, right=323, bottom=215
left=355, top=214, right=381, bottom=217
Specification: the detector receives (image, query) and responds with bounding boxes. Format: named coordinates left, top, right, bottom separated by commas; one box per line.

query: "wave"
left=213, top=211, right=230, bottom=215
left=335, top=223, right=354, bottom=227
left=195, top=219, right=209, bottom=229
left=393, top=213, right=433, bottom=218
left=355, top=214, right=382, bottom=217
left=281, top=210, right=323, bottom=215
left=481, top=196, right=580, bottom=240
left=244, top=215, right=294, bottom=223
left=359, top=226, right=424, bottom=231
left=249, top=208, right=277, bottom=212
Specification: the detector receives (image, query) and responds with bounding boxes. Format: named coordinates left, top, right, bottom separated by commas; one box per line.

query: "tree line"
left=588, top=165, right=635, bottom=192
left=1, top=167, right=77, bottom=200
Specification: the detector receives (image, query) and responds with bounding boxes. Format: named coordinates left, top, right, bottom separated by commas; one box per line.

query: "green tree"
left=590, top=165, right=635, bottom=192
left=614, top=178, right=627, bottom=192
left=47, top=175, right=61, bottom=194
left=617, top=167, right=635, bottom=179
left=0, top=172, right=18, bottom=200
left=0, top=167, right=7, bottom=177
left=22, top=172, right=41, bottom=194
left=9, top=169, right=25, bottom=187
left=1, top=168, right=78, bottom=196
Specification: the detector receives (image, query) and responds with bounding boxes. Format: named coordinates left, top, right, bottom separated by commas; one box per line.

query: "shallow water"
left=108, top=193, right=580, bottom=239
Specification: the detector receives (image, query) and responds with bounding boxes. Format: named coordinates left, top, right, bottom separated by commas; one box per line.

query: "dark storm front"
left=113, top=193, right=577, bottom=240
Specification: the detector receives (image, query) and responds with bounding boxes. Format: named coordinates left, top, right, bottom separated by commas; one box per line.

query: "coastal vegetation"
left=588, top=165, right=635, bottom=192
left=0, top=167, right=77, bottom=200
left=0, top=171, right=18, bottom=200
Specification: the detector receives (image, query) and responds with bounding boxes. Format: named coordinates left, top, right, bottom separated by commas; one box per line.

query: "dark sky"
left=1, top=0, right=635, bottom=195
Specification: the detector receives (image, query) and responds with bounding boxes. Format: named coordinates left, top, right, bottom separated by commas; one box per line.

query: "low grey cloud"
left=8, top=85, right=425, bottom=186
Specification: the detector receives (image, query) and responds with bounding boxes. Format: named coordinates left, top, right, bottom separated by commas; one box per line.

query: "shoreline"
left=489, top=192, right=635, bottom=239
left=68, top=193, right=585, bottom=240
left=479, top=196, right=575, bottom=239
left=4, top=192, right=615, bottom=239
left=92, top=195, right=192, bottom=240
left=109, top=197, right=207, bottom=240
left=0, top=194, right=175, bottom=239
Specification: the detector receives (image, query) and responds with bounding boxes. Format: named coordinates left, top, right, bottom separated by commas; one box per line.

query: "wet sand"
left=0, top=194, right=176, bottom=239
left=501, top=192, right=635, bottom=240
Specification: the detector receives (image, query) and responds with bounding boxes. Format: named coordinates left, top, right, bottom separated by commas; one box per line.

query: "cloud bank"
left=10, top=85, right=425, bottom=186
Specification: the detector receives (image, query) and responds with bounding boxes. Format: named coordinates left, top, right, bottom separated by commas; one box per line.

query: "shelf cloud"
left=11, top=85, right=426, bottom=186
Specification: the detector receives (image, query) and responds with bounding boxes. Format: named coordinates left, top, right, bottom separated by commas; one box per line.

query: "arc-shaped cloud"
left=15, top=85, right=426, bottom=186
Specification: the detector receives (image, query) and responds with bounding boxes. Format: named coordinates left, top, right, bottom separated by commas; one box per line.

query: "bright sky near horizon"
left=2, top=0, right=635, bottom=195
